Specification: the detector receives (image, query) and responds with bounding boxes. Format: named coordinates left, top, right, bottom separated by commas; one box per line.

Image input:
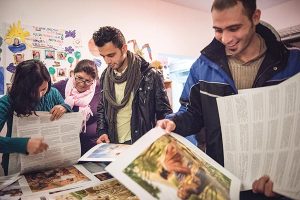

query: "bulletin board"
left=0, top=21, right=83, bottom=95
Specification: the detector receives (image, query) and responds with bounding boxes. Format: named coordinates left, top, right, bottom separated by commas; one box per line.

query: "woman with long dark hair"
left=0, top=59, right=71, bottom=175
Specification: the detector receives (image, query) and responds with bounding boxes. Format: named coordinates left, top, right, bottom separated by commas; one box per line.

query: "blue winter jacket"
left=171, top=23, right=300, bottom=166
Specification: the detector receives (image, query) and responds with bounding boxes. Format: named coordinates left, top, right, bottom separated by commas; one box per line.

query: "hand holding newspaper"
left=217, top=73, right=300, bottom=199
left=105, top=127, right=241, bottom=200
left=9, top=112, right=84, bottom=175
left=3, top=112, right=100, bottom=198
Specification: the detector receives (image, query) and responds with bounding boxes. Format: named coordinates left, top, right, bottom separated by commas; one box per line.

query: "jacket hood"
left=200, top=23, right=289, bottom=72
left=201, top=22, right=288, bottom=67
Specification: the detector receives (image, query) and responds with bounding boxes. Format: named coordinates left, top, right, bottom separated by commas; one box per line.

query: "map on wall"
left=2, top=21, right=83, bottom=93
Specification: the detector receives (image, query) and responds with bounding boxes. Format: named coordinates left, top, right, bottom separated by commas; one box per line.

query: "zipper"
left=253, top=60, right=280, bottom=87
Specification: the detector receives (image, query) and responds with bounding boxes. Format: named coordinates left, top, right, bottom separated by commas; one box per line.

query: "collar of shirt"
left=113, top=65, right=128, bottom=76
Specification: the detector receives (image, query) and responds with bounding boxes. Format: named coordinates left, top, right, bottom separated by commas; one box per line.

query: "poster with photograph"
left=32, top=50, right=41, bottom=60
left=18, top=165, right=99, bottom=196
left=78, top=143, right=130, bottom=162
left=56, top=51, right=66, bottom=60
left=13, top=53, right=24, bottom=65
left=45, top=50, right=55, bottom=59
left=53, top=179, right=138, bottom=200
left=57, top=68, right=66, bottom=77
left=106, top=127, right=241, bottom=200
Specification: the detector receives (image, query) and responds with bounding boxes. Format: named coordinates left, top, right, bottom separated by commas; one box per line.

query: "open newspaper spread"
left=9, top=112, right=83, bottom=174
left=2, top=112, right=99, bottom=197
left=217, top=73, right=300, bottom=199
left=106, top=127, right=241, bottom=200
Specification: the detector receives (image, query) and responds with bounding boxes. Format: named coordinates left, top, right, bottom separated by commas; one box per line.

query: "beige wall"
left=0, top=0, right=211, bottom=58
left=0, top=0, right=299, bottom=59
left=261, top=0, right=300, bottom=30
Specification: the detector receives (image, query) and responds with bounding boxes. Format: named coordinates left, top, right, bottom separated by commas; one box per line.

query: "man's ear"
left=121, top=44, right=128, bottom=55
left=252, top=9, right=261, bottom=25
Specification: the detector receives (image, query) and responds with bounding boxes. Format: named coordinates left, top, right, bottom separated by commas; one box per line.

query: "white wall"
left=1, top=0, right=299, bottom=59
left=0, top=0, right=212, bottom=59
left=260, top=0, right=300, bottom=30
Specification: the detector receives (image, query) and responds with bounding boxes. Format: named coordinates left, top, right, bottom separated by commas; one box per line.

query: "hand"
left=156, top=119, right=176, bottom=133
left=96, top=134, right=110, bottom=144
left=27, top=138, right=49, bottom=154
left=252, top=175, right=278, bottom=197
left=50, top=105, right=67, bottom=121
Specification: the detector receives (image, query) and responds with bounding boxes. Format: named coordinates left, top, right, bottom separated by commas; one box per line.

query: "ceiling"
left=160, top=0, right=292, bottom=12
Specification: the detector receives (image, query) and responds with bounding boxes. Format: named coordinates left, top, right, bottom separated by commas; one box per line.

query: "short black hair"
left=9, top=59, right=51, bottom=116
left=211, top=0, right=256, bottom=20
left=74, top=59, right=98, bottom=79
left=92, top=26, right=126, bottom=49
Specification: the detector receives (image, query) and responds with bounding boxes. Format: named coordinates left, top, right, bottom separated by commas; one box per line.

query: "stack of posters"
left=5, top=163, right=137, bottom=200
left=0, top=111, right=136, bottom=199
left=0, top=112, right=98, bottom=198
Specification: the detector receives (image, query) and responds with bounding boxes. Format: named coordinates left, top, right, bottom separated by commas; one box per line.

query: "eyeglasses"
left=74, top=75, right=94, bottom=85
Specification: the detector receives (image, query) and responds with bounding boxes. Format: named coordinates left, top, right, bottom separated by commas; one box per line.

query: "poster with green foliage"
left=106, top=127, right=241, bottom=200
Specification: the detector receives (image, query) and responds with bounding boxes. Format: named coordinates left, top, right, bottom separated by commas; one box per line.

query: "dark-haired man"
left=157, top=0, right=300, bottom=199
left=93, top=26, right=172, bottom=145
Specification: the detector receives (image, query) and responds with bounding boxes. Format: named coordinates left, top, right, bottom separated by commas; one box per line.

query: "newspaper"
left=9, top=112, right=83, bottom=175
left=0, top=180, right=23, bottom=200
left=1, top=112, right=104, bottom=198
left=106, top=127, right=241, bottom=200
left=0, top=173, right=21, bottom=191
left=78, top=143, right=130, bottom=162
left=217, top=73, right=300, bottom=199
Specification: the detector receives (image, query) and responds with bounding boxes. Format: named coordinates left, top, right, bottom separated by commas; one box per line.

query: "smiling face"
left=74, top=71, right=94, bottom=93
left=98, top=41, right=127, bottom=72
left=212, top=1, right=260, bottom=60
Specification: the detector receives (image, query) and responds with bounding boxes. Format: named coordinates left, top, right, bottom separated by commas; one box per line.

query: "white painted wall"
left=260, top=0, right=300, bottom=30
left=0, top=0, right=211, bottom=59
left=0, top=0, right=299, bottom=59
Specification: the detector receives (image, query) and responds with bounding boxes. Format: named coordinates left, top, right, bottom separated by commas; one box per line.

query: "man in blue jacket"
left=158, top=0, right=300, bottom=199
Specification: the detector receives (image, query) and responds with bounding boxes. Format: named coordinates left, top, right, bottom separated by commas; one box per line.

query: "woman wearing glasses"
left=53, top=59, right=100, bottom=155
